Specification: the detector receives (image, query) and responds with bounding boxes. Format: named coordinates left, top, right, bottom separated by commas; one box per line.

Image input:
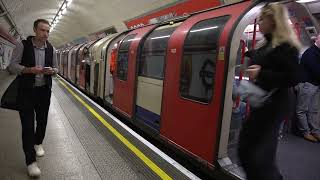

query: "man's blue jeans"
left=295, top=82, right=320, bottom=135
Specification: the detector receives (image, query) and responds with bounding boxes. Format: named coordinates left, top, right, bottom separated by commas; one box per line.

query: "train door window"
left=117, top=34, right=137, bottom=81
left=139, top=22, right=181, bottom=79
left=180, top=16, right=229, bottom=103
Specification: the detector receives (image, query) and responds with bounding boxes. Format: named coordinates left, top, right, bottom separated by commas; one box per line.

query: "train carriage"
left=77, top=40, right=96, bottom=90
left=69, top=43, right=85, bottom=84
left=0, top=26, right=16, bottom=70
left=61, top=46, right=74, bottom=78
left=67, top=45, right=79, bottom=81
left=102, top=32, right=128, bottom=104
left=57, top=0, right=318, bottom=177
left=90, top=34, right=116, bottom=97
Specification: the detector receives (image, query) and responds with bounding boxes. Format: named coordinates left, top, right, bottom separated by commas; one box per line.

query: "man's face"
left=33, top=22, right=50, bottom=43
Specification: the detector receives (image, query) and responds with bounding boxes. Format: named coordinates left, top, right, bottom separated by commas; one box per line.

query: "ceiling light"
left=190, top=26, right=218, bottom=33
left=61, top=3, right=67, bottom=10
left=62, top=8, right=67, bottom=15
left=50, top=0, right=71, bottom=29
left=296, top=0, right=317, bottom=3
left=67, top=0, right=73, bottom=6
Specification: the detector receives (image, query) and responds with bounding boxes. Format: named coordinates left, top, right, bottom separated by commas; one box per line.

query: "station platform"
left=0, top=70, right=199, bottom=180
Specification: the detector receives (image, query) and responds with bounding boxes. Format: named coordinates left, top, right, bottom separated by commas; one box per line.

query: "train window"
left=117, top=34, right=137, bottom=81
left=180, top=16, right=229, bottom=103
left=139, top=23, right=181, bottom=79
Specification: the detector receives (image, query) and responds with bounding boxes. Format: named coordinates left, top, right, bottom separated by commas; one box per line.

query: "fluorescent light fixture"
left=190, top=26, right=218, bottom=33
left=150, top=35, right=170, bottom=40
left=50, top=0, right=73, bottom=30
left=296, top=0, right=317, bottom=3
left=235, top=76, right=249, bottom=80
left=61, top=3, right=67, bottom=10
left=127, top=38, right=141, bottom=42
left=67, top=0, right=73, bottom=6
left=62, top=8, right=67, bottom=15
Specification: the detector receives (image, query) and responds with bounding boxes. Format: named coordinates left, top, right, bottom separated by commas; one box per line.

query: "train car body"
left=69, top=43, right=85, bottom=84
left=102, top=32, right=128, bottom=103
left=90, top=35, right=116, bottom=97
left=0, top=39, right=15, bottom=70
left=67, top=45, right=78, bottom=81
left=77, top=40, right=96, bottom=90
left=0, top=25, right=16, bottom=70
left=57, top=1, right=318, bottom=177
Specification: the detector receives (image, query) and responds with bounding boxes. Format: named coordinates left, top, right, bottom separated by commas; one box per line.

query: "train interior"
left=220, top=1, right=320, bottom=180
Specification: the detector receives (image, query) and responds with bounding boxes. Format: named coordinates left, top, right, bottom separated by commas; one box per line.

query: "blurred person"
left=295, top=34, right=320, bottom=142
left=238, top=3, right=301, bottom=180
left=8, top=19, right=58, bottom=177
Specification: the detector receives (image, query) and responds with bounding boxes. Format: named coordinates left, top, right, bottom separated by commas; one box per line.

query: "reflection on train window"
left=180, top=16, right=229, bottom=103
left=117, top=34, right=137, bottom=81
left=139, top=23, right=181, bottom=79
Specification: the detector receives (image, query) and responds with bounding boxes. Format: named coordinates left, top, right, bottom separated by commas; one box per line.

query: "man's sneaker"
left=27, top=162, right=41, bottom=177
left=303, top=134, right=318, bottom=142
left=312, top=133, right=320, bottom=141
left=34, top=144, right=45, bottom=157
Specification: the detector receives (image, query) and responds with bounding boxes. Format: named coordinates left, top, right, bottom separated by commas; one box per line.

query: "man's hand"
left=23, top=66, right=43, bottom=74
left=245, top=65, right=261, bottom=80
left=42, top=67, right=55, bottom=75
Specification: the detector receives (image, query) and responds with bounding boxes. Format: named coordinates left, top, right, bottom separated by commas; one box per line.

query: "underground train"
left=56, top=0, right=316, bottom=177
left=0, top=26, right=16, bottom=70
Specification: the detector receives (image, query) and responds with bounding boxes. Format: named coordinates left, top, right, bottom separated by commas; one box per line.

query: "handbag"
left=1, top=77, right=20, bottom=111
left=237, top=80, right=277, bottom=108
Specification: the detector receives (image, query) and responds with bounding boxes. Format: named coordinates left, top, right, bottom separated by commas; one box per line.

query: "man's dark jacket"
left=18, top=36, right=54, bottom=89
left=300, top=44, right=320, bottom=86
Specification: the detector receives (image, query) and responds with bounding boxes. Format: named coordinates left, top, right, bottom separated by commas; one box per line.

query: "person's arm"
left=8, top=42, right=43, bottom=75
left=8, top=42, right=25, bottom=74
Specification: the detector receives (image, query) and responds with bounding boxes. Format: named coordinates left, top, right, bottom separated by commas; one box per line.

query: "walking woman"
left=238, top=3, right=301, bottom=180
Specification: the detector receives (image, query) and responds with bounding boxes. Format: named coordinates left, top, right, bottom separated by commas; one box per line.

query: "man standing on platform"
left=8, top=19, right=58, bottom=177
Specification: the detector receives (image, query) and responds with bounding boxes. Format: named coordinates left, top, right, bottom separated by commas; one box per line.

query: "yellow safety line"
left=57, top=79, right=172, bottom=180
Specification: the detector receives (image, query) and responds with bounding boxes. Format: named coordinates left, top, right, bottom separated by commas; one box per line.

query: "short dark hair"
left=34, top=19, right=50, bottom=29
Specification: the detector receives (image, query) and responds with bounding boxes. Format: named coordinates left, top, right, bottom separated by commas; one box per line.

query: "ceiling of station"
left=1, top=0, right=181, bottom=47
left=2, top=0, right=320, bottom=47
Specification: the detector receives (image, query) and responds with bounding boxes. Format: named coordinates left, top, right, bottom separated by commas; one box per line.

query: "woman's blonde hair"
left=260, top=3, right=301, bottom=50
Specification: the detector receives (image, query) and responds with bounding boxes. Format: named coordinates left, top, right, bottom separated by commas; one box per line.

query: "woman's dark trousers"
left=238, top=92, right=288, bottom=180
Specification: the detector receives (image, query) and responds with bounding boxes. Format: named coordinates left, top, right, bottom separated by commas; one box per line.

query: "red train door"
left=113, top=25, right=156, bottom=118
left=160, top=2, right=251, bottom=164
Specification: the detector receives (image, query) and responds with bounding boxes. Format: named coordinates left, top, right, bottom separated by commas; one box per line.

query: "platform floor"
left=0, top=71, right=196, bottom=180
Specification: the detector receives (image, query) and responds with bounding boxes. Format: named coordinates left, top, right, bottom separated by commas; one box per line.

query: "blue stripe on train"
left=135, top=105, right=160, bottom=131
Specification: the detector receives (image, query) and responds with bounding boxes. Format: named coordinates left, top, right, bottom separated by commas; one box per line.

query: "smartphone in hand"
left=43, top=67, right=52, bottom=70
left=43, top=67, right=54, bottom=75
